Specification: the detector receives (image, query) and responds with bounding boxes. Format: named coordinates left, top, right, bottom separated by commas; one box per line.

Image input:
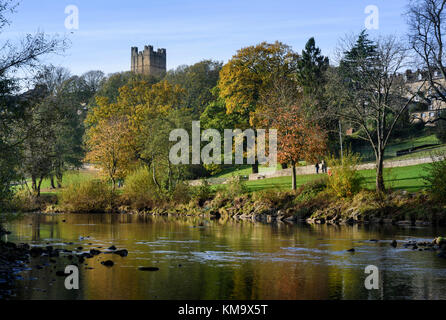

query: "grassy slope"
left=356, top=134, right=443, bottom=161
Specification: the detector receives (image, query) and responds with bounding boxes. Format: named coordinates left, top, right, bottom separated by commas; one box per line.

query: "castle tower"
left=131, top=45, right=167, bottom=77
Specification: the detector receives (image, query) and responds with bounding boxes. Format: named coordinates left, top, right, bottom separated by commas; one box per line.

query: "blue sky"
left=4, top=0, right=411, bottom=75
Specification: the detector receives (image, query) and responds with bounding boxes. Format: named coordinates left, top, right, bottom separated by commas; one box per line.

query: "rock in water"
left=391, top=240, right=397, bottom=248
left=89, top=249, right=101, bottom=256
left=108, top=245, right=117, bottom=251
left=113, top=249, right=128, bottom=257
left=30, top=247, right=44, bottom=257
left=347, top=248, right=355, bottom=252
left=138, top=267, right=159, bottom=271
left=101, top=260, right=114, bottom=267
left=434, top=237, right=446, bottom=246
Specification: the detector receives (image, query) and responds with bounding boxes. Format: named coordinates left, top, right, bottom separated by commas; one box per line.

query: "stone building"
left=131, top=45, right=166, bottom=77
left=405, top=69, right=446, bottom=126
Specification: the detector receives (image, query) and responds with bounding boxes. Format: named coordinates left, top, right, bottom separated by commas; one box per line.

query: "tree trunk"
left=291, top=163, right=297, bottom=191
left=34, top=177, right=43, bottom=197
left=152, top=164, right=160, bottom=190
left=31, top=175, right=41, bottom=197
left=376, top=153, right=385, bottom=193
left=31, top=176, right=37, bottom=194
left=50, top=176, right=56, bottom=189
left=252, top=162, right=259, bottom=174
left=56, top=170, right=63, bottom=188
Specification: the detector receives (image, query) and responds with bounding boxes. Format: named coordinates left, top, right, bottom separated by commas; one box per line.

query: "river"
left=2, top=213, right=446, bottom=300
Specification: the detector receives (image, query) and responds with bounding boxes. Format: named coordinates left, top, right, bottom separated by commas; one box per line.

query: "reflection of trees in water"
left=6, top=214, right=446, bottom=299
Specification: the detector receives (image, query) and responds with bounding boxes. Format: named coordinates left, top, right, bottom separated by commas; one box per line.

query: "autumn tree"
left=84, top=117, right=133, bottom=190
left=85, top=79, right=188, bottom=190
left=218, top=41, right=300, bottom=173
left=258, top=79, right=326, bottom=190
left=86, top=80, right=185, bottom=164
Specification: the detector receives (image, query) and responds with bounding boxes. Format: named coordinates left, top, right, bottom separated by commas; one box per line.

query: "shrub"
left=221, top=176, right=248, bottom=199
left=9, top=188, right=41, bottom=212
left=121, top=167, right=163, bottom=209
left=326, top=150, right=363, bottom=198
left=60, top=179, right=115, bottom=213
left=171, top=182, right=192, bottom=204
left=424, top=153, right=446, bottom=204
left=295, top=177, right=328, bottom=202
left=191, top=180, right=213, bottom=205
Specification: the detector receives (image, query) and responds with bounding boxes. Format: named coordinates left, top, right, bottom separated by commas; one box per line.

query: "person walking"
left=321, top=160, right=327, bottom=174
left=315, top=162, right=320, bottom=174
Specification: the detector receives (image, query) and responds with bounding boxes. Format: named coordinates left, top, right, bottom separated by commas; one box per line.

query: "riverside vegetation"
left=6, top=151, right=446, bottom=227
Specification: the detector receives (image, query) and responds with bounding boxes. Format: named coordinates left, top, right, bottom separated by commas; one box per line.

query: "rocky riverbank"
left=0, top=230, right=31, bottom=299
left=108, top=189, right=446, bottom=228
left=6, top=180, right=446, bottom=227
left=0, top=224, right=133, bottom=299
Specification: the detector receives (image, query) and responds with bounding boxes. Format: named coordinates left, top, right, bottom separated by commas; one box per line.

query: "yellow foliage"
left=84, top=117, right=134, bottom=186
left=217, top=41, right=299, bottom=126
left=84, top=79, right=186, bottom=185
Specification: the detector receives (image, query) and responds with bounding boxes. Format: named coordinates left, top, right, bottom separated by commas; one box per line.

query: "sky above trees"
left=3, top=0, right=410, bottom=75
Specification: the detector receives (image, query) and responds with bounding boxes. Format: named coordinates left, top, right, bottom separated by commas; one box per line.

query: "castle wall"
left=131, top=45, right=166, bottom=77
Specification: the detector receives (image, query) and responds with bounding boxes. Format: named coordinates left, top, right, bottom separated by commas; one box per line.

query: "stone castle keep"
left=131, top=45, right=166, bottom=76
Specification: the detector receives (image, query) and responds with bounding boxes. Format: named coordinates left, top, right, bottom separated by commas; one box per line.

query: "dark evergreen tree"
left=297, top=37, right=329, bottom=96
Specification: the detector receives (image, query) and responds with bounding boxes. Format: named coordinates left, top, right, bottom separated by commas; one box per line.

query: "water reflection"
left=3, top=213, right=446, bottom=300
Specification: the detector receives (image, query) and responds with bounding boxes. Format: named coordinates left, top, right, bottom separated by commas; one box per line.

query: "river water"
left=2, top=213, right=446, bottom=300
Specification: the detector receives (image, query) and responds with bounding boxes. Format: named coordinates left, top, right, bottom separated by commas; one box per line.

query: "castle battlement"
left=131, top=45, right=166, bottom=76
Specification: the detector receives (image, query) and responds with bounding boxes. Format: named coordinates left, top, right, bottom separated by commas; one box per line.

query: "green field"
left=243, top=163, right=431, bottom=192
left=19, top=170, right=98, bottom=196
left=22, top=161, right=433, bottom=197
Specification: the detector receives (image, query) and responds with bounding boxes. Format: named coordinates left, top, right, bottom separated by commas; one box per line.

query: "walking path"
left=248, top=156, right=439, bottom=181
left=188, top=156, right=442, bottom=186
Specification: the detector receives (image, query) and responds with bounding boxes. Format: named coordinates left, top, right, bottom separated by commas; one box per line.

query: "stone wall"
left=131, top=45, right=166, bottom=76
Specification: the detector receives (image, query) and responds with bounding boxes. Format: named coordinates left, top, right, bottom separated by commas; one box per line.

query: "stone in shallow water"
left=138, top=267, right=159, bottom=271
left=113, top=249, right=128, bottom=257
left=101, top=260, right=114, bottom=267
left=89, top=249, right=101, bottom=256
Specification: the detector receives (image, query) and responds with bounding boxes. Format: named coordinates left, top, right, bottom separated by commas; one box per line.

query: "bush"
left=60, top=179, right=115, bottom=213
left=191, top=180, right=213, bottom=205
left=171, top=182, right=192, bottom=204
left=121, top=167, right=163, bottom=209
left=424, top=153, right=446, bottom=204
left=295, top=177, right=328, bottom=202
left=9, top=188, right=41, bottom=212
left=326, top=150, right=363, bottom=198
left=221, top=176, right=248, bottom=199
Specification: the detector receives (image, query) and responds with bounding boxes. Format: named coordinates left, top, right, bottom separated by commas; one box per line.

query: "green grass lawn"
left=213, top=134, right=443, bottom=181
left=214, top=164, right=283, bottom=178
left=355, top=134, right=442, bottom=162
left=24, top=162, right=433, bottom=197
left=242, top=163, right=432, bottom=193
left=19, top=170, right=98, bottom=196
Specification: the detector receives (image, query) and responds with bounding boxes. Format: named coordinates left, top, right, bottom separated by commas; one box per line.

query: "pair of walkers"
left=315, top=160, right=327, bottom=174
